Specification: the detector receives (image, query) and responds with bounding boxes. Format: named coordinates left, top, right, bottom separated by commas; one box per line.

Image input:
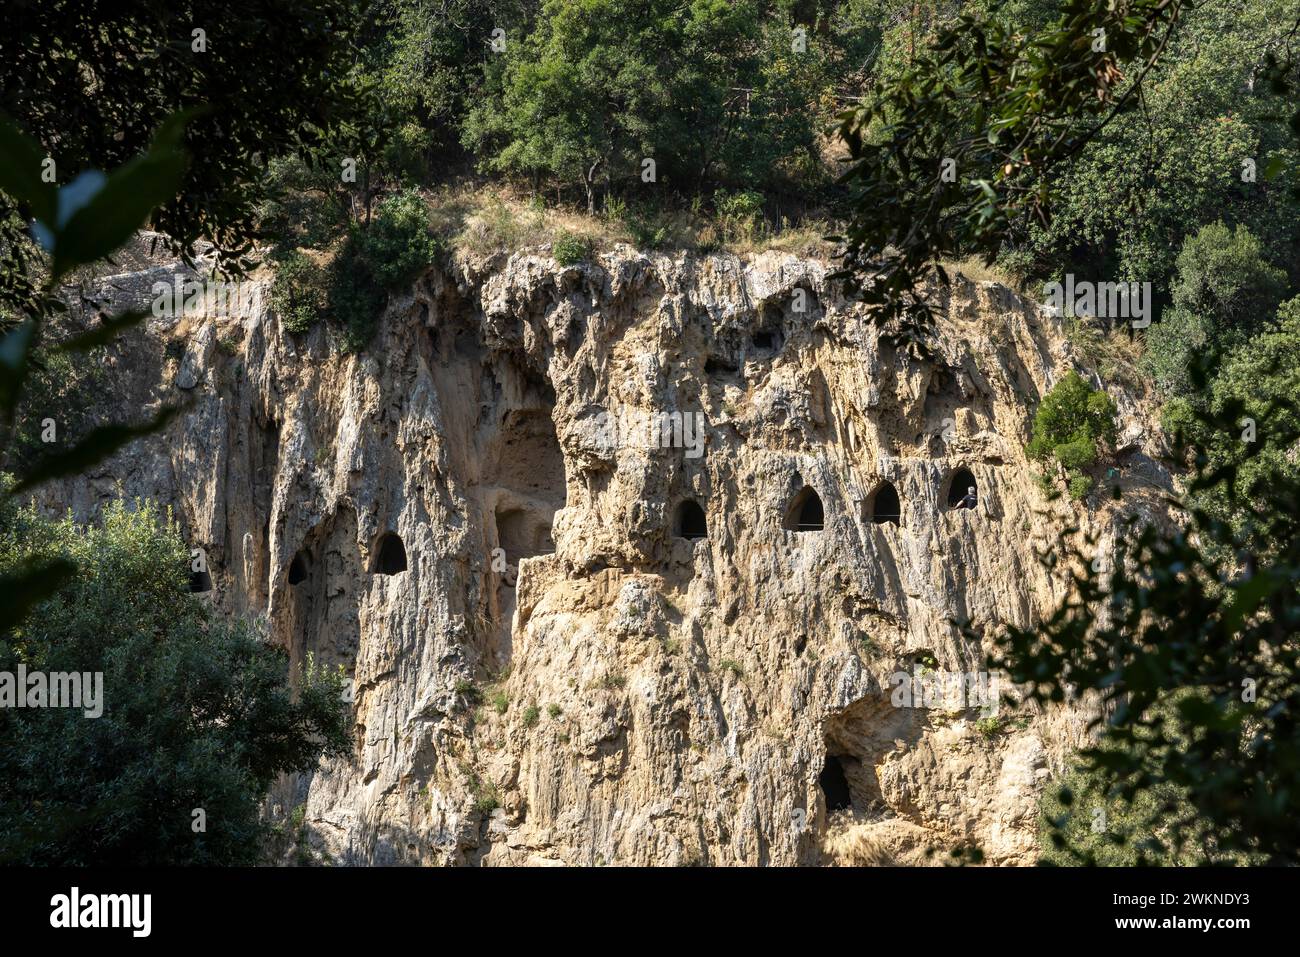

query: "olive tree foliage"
left=0, top=113, right=196, bottom=624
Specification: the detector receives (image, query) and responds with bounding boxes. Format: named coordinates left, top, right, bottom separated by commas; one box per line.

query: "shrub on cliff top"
left=327, top=189, right=441, bottom=351
left=362, top=189, right=442, bottom=288
left=270, top=250, right=329, bottom=335
left=552, top=232, right=591, bottom=266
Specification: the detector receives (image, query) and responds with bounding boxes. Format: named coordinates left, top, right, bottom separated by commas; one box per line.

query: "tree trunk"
left=585, top=159, right=601, bottom=216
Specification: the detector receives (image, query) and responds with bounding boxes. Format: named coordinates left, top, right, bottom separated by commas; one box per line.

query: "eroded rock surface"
left=40, top=237, right=1171, bottom=865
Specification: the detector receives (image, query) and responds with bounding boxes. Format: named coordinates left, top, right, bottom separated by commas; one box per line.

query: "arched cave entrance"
left=785, top=487, right=825, bottom=532
left=945, top=467, right=977, bottom=510
left=869, top=482, right=901, bottom=525
left=819, top=755, right=852, bottom=812
left=288, top=550, right=309, bottom=585
left=371, top=531, right=408, bottom=575
left=675, top=500, right=708, bottom=540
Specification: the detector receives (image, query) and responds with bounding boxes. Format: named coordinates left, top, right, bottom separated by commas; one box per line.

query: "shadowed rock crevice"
left=674, top=500, right=708, bottom=540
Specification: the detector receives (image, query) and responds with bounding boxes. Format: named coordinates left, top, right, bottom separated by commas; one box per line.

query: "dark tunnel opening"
left=819, top=755, right=852, bottom=812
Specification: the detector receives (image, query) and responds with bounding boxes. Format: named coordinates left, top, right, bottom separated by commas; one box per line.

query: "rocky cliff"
left=40, top=236, right=1173, bottom=865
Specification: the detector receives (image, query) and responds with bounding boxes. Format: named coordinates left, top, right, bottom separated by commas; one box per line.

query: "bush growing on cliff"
left=362, top=189, right=442, bottom=287
left=327, top=189, right=441, bottom=350
left=552, top=231, right=590, bottom=266
left=270, top=251, right=330, bottom=334
left=1027, top=371, right=1118, bottom=500
left=0, top=496, right=351, bottom=865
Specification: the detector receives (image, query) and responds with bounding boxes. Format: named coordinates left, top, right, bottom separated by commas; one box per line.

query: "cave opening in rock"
left=704, top=354, right=739, bottom=376
left=785, top=486, right=825, bottom=532
left=495, top=507, right=542, bottom=566
left=372, top=532, right=408, bottom=575
left=819, top=755, right=852, bottom=812
left=675, top=500, right=708, bottom=540
left=945, top=467, right=978, bottom=509
left=189, top=567, right=212, bottom=593
left=869, top=482, right=901, bottom=525
left=495, top=409, right=567, bottom=505
left=288, top=550, right=309, bottom=585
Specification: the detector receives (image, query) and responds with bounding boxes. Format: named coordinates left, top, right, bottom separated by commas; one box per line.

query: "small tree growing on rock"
left=1028, top=370, right=1118, bottom=501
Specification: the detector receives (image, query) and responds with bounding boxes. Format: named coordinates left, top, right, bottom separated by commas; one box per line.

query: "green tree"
left=1027, top=370, right=1118, bottom=500
left=0, top=0, right=373, bottom=306
left=1163, top=295, right=1300, bottom=534
left=1145, top=223, right=1289, bottom=397
left=464, top=0, right=828, bottom=212
left=360, top=0, right=540, bottom=181
left=1007, top=0, right=1300, bottom=290
left=0, top=497, right=350, bottom=865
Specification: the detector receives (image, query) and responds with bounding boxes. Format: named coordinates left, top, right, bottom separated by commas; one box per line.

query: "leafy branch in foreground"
left=0, top=111, right=196, bottom=634
left=833, top=0, right=1188, bottom=350
left=988, top=365, right=1300, bottom=864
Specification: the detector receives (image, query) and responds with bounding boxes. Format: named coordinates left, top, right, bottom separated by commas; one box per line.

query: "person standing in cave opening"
left=956, top=486, right=977, bottom=510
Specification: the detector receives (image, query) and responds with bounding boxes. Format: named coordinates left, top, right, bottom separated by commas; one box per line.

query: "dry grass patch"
left=426, top=182, right=834, bottom=260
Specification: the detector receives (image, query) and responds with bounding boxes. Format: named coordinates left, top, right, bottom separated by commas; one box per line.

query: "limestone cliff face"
left=42, top=236, right=1172, bottom=866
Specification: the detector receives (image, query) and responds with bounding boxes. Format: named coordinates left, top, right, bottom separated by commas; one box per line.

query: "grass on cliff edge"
left=431, top=183, right=835, bottom=260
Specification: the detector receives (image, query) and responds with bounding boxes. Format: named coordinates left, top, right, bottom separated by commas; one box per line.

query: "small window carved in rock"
left=785, top=487, right=824, bottom=532
left=675, top=500, right=707, bottom=540
left=869, top=482, right=901, bottom=525
left=372, top=532, right=407, bottom=575
left=946, top=468, right=977, bottom=510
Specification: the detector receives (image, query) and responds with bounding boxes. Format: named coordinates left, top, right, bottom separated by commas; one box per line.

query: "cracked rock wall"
left=39, top=236, right=1172, bottom=865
